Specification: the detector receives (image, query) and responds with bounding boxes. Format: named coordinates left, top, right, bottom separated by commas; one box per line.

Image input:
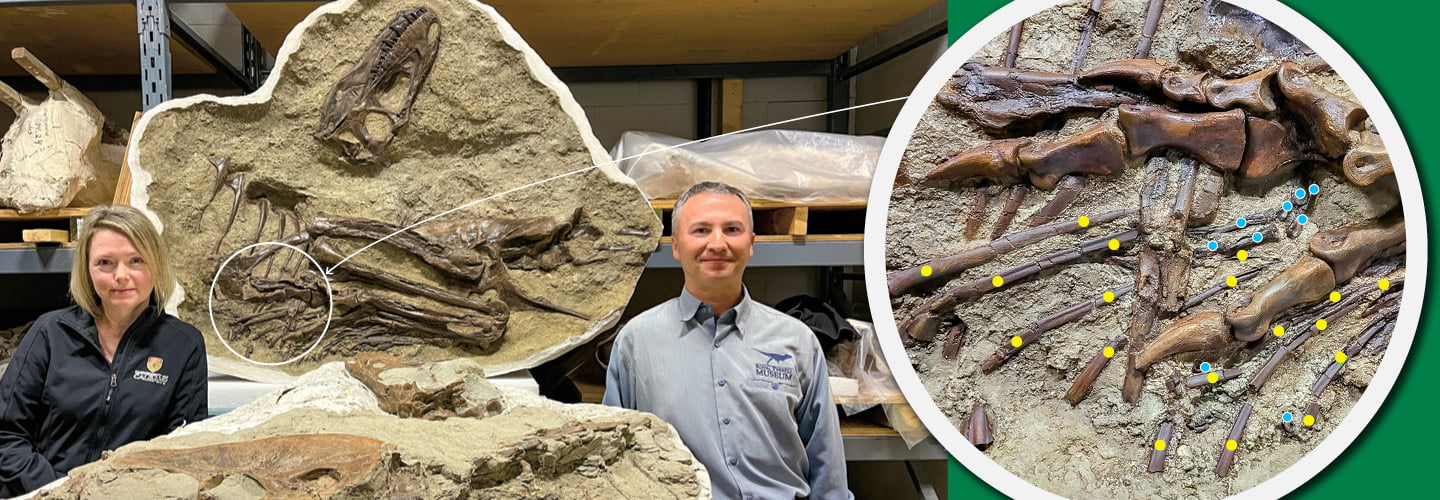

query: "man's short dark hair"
left=671, top=182, right=754, bottom=232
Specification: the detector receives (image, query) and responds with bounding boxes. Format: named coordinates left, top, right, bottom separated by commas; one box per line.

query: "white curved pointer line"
left=323, top=96, right=908, bottom=274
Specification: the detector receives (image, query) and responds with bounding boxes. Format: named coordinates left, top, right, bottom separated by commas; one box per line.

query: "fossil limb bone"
left=1183, top=368, right=1240, bottom=388
left=1018, top=122, right=1129, bottom=190
left=1342, top=131, right=1392, bottom=186
left=1226, top=256, right=1335, bottom=342
left=1309, top=311, right=1395, bottom=397
left=1133, top=311, right=1230, bottom=369
left=1275, top=62, right=1367, bottom=158
left=961, top=402, right=994, bottom=451
left=1188, top=164, right=1226, bottom=225
left=991, top=185, right=1029, bottom=240
left=1215, top=402, right=1253, bottom=477
left=964, top=186, right=992, bottom=240
left=1148, top=421, right=1173, bottom=473
left=314, top=7, right=442, bottom=163
left=1239, top=117, right=1314, bottom=179
left=1195, top=224, right=1277, bottom=260
left=1004, top=21, right=1024, bottom=68
left=982, top=284, right=1133, bottom=373
left=1121, top=246, right=1160, bottom=403
left=1117, top=105, right=1247, bottom=171
left=926, top=138, right=1029, bottom=183
left=1027, top=175, right=1087, bottom=227
left=109, top=433, right=389, bottom=497
left=889, top=208, right=1135, bottom=295
left=1308, top=209, right=1405, bottom=283
left=1065, top=335, right=1127, bottom=406
left=1181, top=267, right=1265, bottom=311
left=1071, top=0, right=1107, bottom=74
left=938, top=62, right=1136, bottom=133
left=1135, top=0, right=1165, bottom=59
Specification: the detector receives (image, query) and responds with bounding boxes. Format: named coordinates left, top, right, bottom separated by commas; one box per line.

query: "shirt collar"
left=678, top=287, right=753, bottom=334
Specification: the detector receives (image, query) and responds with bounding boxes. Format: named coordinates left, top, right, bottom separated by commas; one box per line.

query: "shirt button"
left=717, top=379, right=726, bottom=387
left=714, top=341, right=721, bottom=348
left=728, top=457, right=738, bottom=466
left=722, top=417, right=731, bottom=425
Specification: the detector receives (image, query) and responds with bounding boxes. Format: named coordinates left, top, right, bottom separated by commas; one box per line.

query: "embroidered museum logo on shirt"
left=133, top=356, right=169, bottom=385
left=752, top=349, right=795, bottom=382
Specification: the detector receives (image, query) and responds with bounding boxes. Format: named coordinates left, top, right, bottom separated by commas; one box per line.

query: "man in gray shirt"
left=603, top=181, right=851, bottom=500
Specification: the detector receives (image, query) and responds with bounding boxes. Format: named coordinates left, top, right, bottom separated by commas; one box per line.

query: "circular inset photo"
left=866, top=0, right=1423, bottom=498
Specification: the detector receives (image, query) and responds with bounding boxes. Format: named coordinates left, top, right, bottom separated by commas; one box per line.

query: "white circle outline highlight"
left=208, top=241, right=334, bottom=366
left=863, top=1, right=1426, bottom=499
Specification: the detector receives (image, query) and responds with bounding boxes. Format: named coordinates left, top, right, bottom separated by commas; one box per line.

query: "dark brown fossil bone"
left=1239, top=117, right=1313, bottom=179
left=1195, top=224, right=1277, bottom=260
left=961, top=402, right=994, bottom=451
left=1065, top=335, right=1127, bottom=406
left=1310, top=312, right=1395, bottom=397
left=1249, top=281, right=1373, bottom=392
left=938, top=62, right=1136, bottom=132
left=1304, top=402, right=1322, bottom=428
left=1148, top=421, right=1173, bottom=473
left=1027, top=175, right=1086, bottom=227
left=991, top=185, right=1029, bottom=240
left=1342, top=130, right=1392, bottom=186
left=1135, top=0, right=1165, bottom=59
left=1072, top=0, right=1107, bottom=74
left=1226, top=256, right=1336, bottom=342
left=942, top=321, right=968, bottom=360
left=1202, top=67, right=1278, bottom=114
left=982, top=284, right=1133, bottom=373
left=965, top=186, right=992, bottom=240
left=1019, top=122, right=1129, bottom=190
left=1275, top=62, right=1367, bottom=158
left=1133, top=311, right=1230, bottom=369
left=1184, top=368, right=1240, bottom=388
left=889, top=208, right=1135, bottom=295
left=1117, top=105, right=1247, bottom=171
left=1004, top=20, right=1024, bottom=68
left=345, top=352, right=502, bottom=419
left=1080, top=60, right=1276, bottom=113
left=1188, top=164, right=1225, bottom=225
left=926, top=138, right=1028, bottom=183
left=1308, top=209, right=1405, bottom=283
left=314, top=7, right=441, bottom=163
left=1079, top=58, right=1171, bottom=89
left=107, top=433, right=389, bottom=498
left=1180, top=267, right=1265, bottom=311
left=1122, top=246, right=1160, bottom=403
left=1215, top=402, right=1253, bottom=477
left=212, top=173, right=247, bottom=255
left=900, top=228, right=1139, bottom=343
left=205, top=155, right=232, bottom=205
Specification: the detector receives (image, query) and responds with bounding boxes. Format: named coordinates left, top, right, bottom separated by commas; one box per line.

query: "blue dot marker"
left=1283, top=412, right=1294, bottom=423
left=1298, top=214, right=1309, bottom=224
left=1295, top=188, right=1307, bottom=199
left=1309, top=184, right=1320, bottom=195
left=1282, top=201, right=1294, bottom=211
left=1236, top=218, right=1248, bottom=228
left=1200, top=362, right=1212, bottom=372
left=1253, top=232, right=1264, bottom=243
left=1207, top=241, right=1219, bottom=252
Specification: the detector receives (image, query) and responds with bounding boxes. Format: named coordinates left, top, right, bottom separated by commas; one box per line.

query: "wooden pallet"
left=651, top=198, right=866, bottom=243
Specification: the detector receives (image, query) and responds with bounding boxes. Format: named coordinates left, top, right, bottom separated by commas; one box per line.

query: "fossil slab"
left=34, top=361, right=709, bottom=499
left=127, top=0, right=659, bottom=380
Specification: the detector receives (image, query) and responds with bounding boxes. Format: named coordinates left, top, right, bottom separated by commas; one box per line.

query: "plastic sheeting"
left=610, top=130, right=883, bottom=202
left=828, top=319, right=931, bottom=448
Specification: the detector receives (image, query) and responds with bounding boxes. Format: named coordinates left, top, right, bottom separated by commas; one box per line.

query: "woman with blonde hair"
left=0, top=205, right=207, bottom=496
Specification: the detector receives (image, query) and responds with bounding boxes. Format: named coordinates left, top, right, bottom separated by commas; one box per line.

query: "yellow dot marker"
left=1303, top=414, right=1316, bottom=426
left=1236, top=250, right=1249, bottom=261
left=1103, top=346, right=1115, bottom=358
left=920, top=265, right=933, bottom=277
left=1103, top=291, right=1116, bottom=303
left=1154, top=439, right=1167, bottom=451
left=1225, top=439, right=1238, bottom=451
left=1273, top=325, right=1285, bottom=337
left=1336, top=352, right=1347, bottom=364
left=1078, top=216, right=1091, bottom=228
left=1108, top=238, right=1120, bottom=251
left=1316, top=319, right=1328, bottom=331
left=1207, top=372, right=1220, bottom=384
left=1225, top=276, right=1238, bottom=288
left=1330, top=291, right=1341, bottom=303
left=1010, top=336, right=1023, bottom=348
left=992, top=275, right=1004, bottom=287
left=1379, top=279, right=1391, bottom=290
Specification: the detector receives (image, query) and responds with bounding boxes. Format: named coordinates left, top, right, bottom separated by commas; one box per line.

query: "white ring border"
left=862, top=0, right=1427, bottom=498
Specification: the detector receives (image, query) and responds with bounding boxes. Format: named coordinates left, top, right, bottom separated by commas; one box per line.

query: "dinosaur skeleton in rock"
left=890, top=0, right=1404, bottom=468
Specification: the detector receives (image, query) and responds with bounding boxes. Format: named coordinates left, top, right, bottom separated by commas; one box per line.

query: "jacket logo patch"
left=133, top=370, right=170, bottom=386
left=147, top=357, right=163, bottom=372
left=753, top=349, right=793, bottom=364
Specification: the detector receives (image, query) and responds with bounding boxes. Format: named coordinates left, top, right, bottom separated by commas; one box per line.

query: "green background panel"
left=944, top=0, right=1437, bottom=498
